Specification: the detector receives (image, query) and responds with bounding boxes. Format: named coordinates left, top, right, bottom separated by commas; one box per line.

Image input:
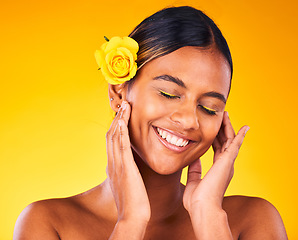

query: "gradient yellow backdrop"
left=1, top=0, right=297, bottom=239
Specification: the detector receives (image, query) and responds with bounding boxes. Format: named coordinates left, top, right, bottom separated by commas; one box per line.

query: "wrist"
left=118, top=219, right=148, bottom=237
left=188, top=201, right=226, bottom=219
left=117, top=218, right=149, bottom=228
left=188, top=204, right=232, bottom=240
left=186, top=197, right=222, bottom=214
left=109, top=219, right=148, bottom=240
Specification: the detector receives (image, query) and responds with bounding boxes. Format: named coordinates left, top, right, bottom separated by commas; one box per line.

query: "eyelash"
left=159, top=90, right=217, bottom=116
left=159, top=90, right=180, bottom=99
left=199, top=105, right=217, bottom=115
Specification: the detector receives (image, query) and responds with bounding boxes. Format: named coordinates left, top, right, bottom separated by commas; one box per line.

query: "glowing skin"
left=124, top=46, right=231, bottom=175
left=13, top=46, right=287, bottom=240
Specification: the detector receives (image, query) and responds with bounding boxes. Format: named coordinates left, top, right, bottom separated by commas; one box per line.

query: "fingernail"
left=121, top=101, right=127, bottom=110
left=245, top=126, right=250, bottom=134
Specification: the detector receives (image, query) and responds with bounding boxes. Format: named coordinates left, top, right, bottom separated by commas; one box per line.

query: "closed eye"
left=159, top=90, right=217, bottom=115
left=199, top=105, right=217, bottom=115
left=159, top=90, right=180, bottom=99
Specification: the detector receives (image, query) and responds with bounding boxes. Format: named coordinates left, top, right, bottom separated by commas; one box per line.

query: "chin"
left=151, top=158, right=188, bottom=175
left=132, top=147, right=184, bottom=175
left=145, top=155, right=189, bottom=176
left=150, top=165, right=180, bottom=175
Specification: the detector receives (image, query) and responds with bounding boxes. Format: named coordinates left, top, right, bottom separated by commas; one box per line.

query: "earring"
left=110, top=97, right=114, bottom=101
left=117, top=104, right=120, bottom=108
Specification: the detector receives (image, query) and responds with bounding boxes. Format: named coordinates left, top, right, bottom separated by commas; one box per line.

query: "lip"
left=153, top=126, right=194, bottom=153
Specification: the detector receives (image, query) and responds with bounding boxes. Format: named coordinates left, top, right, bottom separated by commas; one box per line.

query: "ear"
left=108, top=83, right=128, bottom=112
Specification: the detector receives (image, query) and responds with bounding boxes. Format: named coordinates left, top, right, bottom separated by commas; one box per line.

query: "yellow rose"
left=95, top=36, right=139, bottom=85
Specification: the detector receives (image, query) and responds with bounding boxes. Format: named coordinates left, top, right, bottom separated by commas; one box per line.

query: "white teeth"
left=159, top=129, right=166, bottom=139
left=176, top=138, right=183, bottom=146
left=170, top=136, right=178, bottom=145
left=156, top=127, right=189, bottom=147
left=166, top=134, right=172, bottom=143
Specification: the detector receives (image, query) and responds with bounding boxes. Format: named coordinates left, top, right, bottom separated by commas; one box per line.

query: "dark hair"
left=128, top=6, right=233, bottom=81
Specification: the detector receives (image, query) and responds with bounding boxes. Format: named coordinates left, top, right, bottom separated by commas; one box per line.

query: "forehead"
left=137, top=46, right=231, bottom=98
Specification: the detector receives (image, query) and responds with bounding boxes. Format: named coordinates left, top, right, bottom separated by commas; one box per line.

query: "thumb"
left=119, top=101, right=131, bottom=126
left=187, top=158, right=202, bottom=184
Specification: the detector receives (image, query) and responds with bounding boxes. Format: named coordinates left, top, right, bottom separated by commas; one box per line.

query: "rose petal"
left=122, top=36, right=139, bottom=56
left=105, top=49, right=117, bottom=66
left=117, top=47, right=134, bottom=59
left=117, top=47, right=135, bottom=71
left=111, top=57, right=129, bottom=77
left=101, top=64, right=121, bottom=85
left=94, top=49, right=106, bottom=68
left=104, top=37, right=122, bottom=53
left=128, top=62, right=137, bottom=79
left=100, top=42, right=108, bottom=51
left=107, top=49, right=131, bottom=76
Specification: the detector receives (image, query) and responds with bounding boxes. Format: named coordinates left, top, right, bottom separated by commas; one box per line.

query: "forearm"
left=109, top=220, right=148, bottom=240
left=189, top=204, right=233, bottom=240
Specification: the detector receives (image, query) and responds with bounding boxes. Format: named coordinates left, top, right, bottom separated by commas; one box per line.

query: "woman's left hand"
left=183, top=111, right=249, bottom=216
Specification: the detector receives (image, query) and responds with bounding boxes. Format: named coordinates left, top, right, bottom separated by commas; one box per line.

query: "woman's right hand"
left=106, top=101, right=150, bottom=238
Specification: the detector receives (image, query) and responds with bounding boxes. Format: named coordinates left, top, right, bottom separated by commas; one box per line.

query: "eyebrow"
left=153, top=74, right=186, bottom=88
left=202, top=92, right=226, bottom=104
left=153, top=74, right=226, bottom=103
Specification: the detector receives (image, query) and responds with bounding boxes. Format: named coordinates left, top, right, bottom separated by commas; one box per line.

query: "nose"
left=169, top=103, right=199, bottom=130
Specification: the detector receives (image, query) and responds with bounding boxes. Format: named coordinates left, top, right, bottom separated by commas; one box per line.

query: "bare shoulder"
left=14, top=184, right=116, bottom=240
left=223, top=195, right=288, bottom=240
left=13, top=199, right=63, bottom=240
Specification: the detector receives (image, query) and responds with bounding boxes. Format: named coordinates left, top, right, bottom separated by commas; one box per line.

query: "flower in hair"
left=95, top=36, right=139, bottom=85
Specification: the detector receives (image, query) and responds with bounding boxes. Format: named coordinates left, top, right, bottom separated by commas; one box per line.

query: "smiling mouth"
left=156, top=127, right=190, bottom=147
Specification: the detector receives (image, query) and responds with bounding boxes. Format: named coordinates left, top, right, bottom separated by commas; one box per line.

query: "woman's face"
left=125, top=46, right=231, bottom=175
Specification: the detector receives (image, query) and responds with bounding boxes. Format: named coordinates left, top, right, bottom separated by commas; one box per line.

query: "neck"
left=133, top=150, right=185, bottom=223
left=102, top=150, right=186, bottom=224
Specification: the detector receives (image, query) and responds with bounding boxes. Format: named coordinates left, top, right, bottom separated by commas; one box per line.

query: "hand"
left=106, top=101, right=151, bottom=224
left=183, top=112, right=249, bottom=212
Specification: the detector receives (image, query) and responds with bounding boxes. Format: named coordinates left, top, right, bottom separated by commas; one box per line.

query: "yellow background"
left=1, top=0, right=297, bottom=239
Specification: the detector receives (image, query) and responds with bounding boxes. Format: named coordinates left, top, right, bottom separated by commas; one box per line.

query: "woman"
left=14, top=6, right=287, bottom=239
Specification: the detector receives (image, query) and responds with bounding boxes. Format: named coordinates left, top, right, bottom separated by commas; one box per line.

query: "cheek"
left=200, top=116, right=223, bottom=144
left=143, top=100, right=162, bottom=118
left=130, top=93, right=165, bottom=123
left=128, top=93, right=162, bottom=142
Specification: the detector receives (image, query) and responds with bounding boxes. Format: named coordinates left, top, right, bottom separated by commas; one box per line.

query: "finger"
left=187, top=158, right=202, bottom=184
left=112, top=103, right=124, bottom=123
left=117, top=102, right=134, bottom=171
left=217, top=122, right=226, bottom=146
left=119, top=119, right=141, bottom=181
left=119, top=101, right=131, bottom=126
left=212, top=135, right=222, bottom=162
left=231, top=125, right=249, bottom=148
left=106, top=101, right=132, bottom=180
left=106, top=124, right=116, bottom=178
left=203, top=126, right=249, bottom=200
left=212, top=135, right=221, bottom=152
left=112, top=121, right=123, bottom=176
left=106, top=119, right=122, bottom=181
left=224, top=125, right=250, bottom=159
left=211, top=125, right=249, bottom=180
left=223, top=112, right=236, bottom=136
left=106, top=105, right=126, bottom=178
left=106, top=107, right=123, bottom=151
left=107, top=100, right=127, bottom=136
left=221, top=112, right=236, bottom=151
left=217, top=123, right=228, bottom=149
left=119, top=119, right=134, bottom=165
